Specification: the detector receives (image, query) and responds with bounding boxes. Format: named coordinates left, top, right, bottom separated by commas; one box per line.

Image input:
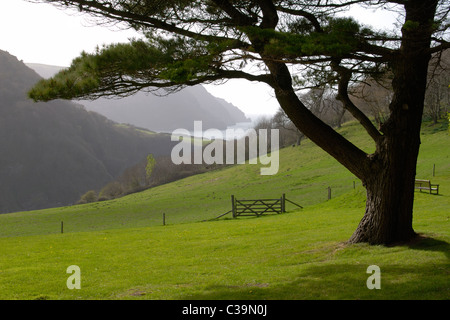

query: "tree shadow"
left=180, top=236, right=449, bottom=300
left=181, top=262, right=448, bottom=300
left=397, top=234, right=450, bottom=259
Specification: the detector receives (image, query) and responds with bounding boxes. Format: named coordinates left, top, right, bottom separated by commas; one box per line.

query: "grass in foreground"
left=0, top=120, right=448, bottom=300
left=0, top=186, right=448, bottom=300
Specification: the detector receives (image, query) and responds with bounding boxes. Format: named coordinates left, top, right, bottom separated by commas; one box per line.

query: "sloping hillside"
left=0, top=50, right=176, bottom=213
left=27, top=63, right=251, bottom=132
left=0, top=120, right=448, bottom=301
left=1, top=120, right=447, bottom=237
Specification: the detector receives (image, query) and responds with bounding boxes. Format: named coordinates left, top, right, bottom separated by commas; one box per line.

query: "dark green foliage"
left=28, top=4, right=389, bottom=102
left=28, top=38, right=220, bottom=101
left=248, top=17, right=363, bottom=58
left=29, top=41, right=170, bottom=101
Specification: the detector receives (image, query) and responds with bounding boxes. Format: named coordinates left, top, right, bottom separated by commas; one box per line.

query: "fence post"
left=328, top=187, right=331, bottom=200
left=281, top=194, right=286, bottom=213
left=61, top=221, right=64, bottom=234
left=231, top=195, right=236, bottom=218
left=163, top=213, right=166, bottom=226
left=433, top=164, right=435, bottom=177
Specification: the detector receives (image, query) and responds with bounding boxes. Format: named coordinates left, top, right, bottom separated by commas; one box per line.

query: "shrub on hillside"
left=99, top=181, right=124, bottom=201
left=78, top=190, right=98, bottom=204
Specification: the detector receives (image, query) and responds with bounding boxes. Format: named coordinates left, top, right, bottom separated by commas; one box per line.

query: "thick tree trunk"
left=348, top=134, right=420, bottom=244
left=263, top=0, right=438, bottom=245
left=264, top=60, right=425, bottom=245
left=348, top=0, right=437, bottom=244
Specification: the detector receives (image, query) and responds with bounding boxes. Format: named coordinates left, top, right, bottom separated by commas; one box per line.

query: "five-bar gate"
left=231, top=194, right=287, bottom=217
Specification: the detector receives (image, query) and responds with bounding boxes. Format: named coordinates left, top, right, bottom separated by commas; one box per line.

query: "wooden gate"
left=205, top=194, right=303, bottom=221
left=231, top=194, right=285, bottom=217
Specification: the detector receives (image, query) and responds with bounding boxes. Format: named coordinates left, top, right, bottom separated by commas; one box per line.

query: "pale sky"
left=0, top=0, right=400, bottom=117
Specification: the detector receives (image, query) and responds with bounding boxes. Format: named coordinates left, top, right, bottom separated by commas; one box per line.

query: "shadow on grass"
left=406, top=235, right=450, bottom=259
left=182, top=264, right=448, bottom=300
left=181, top=236, right=449, bottom=300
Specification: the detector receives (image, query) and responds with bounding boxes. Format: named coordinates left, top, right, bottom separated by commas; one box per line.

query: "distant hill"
left=27, top=63, right=251, bottom=132
left=0, top=50, right=176, bottom=213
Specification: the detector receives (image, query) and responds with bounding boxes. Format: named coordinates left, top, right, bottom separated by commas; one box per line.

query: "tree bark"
left=349, top=135, right=419, bottom=244
left=348, top=0, right=438, bottom=244
left=262, top=0, right=438, bottom=245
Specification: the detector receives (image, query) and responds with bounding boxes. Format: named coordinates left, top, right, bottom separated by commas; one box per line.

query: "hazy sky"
left=0, top=0, right=400, bottom=117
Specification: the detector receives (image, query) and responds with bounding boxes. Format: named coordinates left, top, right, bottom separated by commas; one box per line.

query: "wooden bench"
left=415, top=179, right=439, bottom=195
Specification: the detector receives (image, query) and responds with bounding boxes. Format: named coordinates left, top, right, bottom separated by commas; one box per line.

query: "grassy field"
left=0, top=121, right=448, bottom=300
left=0, top=121, right=374, bottom=237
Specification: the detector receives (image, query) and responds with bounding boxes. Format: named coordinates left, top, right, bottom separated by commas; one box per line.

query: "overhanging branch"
left=331, top=61, right=383, bottom=142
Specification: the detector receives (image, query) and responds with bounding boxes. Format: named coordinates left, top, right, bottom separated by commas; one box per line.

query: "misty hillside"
left=27, top=63, right=251, bottom=132
left=0, top=50, right=176, bottom=214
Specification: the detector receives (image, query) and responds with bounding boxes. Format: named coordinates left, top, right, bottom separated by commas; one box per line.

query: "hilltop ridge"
left=0, top=50, right=176, bottom=213
left=1, top=119, right=447, bottom=237
left=27, top=63, right=251, bottom=133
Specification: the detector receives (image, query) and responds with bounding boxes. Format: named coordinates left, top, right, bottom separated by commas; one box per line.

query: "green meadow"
left=0, top=121, right=448, bottom=300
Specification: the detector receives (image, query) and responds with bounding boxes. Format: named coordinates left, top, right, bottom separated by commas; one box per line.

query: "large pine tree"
left=28, top=0, right=449, bottom=245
